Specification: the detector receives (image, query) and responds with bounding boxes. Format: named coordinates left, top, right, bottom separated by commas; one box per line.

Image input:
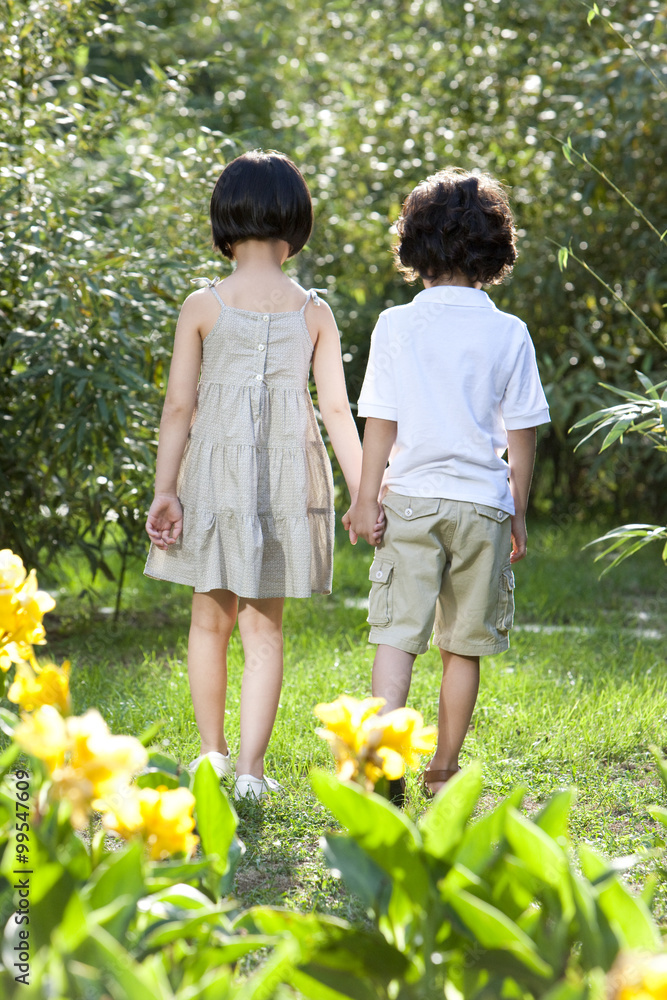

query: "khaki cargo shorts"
left=367, top=493, right=515, bottom=657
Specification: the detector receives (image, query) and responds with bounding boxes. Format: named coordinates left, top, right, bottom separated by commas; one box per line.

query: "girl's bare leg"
left=188, top=589, right=238, bottom=756
left=427, top=649, right=480, bottom=792
left=236, top=596, right=285, bottom=779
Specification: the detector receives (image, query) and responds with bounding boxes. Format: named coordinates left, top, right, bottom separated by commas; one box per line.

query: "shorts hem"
left=368, top=629, right=428, bottom=655
left=433, top=632, right=510, bottom=656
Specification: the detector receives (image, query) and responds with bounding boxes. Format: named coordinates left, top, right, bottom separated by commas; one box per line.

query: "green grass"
left=20, top=519, right=667, bottom=924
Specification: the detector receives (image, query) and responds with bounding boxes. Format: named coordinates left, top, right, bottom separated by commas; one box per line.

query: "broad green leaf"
left=235, top=937, right=301, bottom=1000
left=136, top=769, right=181, bottom=790
left=74, top=923, right=173, bottom=1000
left=570, top=873, right=619, bottom=970
left=419, top=761, right=483, bottom=861
left=534, top=788, right=575, bottom=840
left=505, top=808, right=573, bottom=915
left=454, top=785, right=525, bottom=875
left=192, top=757, right=239, bottom=893
left=321, top=833, right=391, bottom=911
left=240, top=906, right=408, bottom=982
left=310, top=770, right=429, bottom=906
left=448, top=890, right=552, bottom=978
left=596, top=879, right=662, bottom=950
left=86, top=838, right=143, bottom=908
left=290, top=965, right=382, bottom=1000
left=577, top=843, right=608, bottom=882
left=650, top=747, right=667, bottom=793
left=647, top=804, right=667, bottom=827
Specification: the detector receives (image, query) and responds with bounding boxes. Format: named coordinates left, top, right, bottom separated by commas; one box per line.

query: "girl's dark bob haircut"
left=210, top=150, right=313, bottom=259
left=394, top=167, right=518, bottom=285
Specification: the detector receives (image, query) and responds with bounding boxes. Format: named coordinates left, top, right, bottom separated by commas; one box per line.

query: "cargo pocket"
left=383, top=494, right=441, bottom=521
left=496, top=567, right=515, bottom=631
left=367, top=558, right=394, bottom=625
left=472, top=502, right=510, bottom=524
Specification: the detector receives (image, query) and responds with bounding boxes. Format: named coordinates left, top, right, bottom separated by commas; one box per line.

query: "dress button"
left=497, top=510, right=504, bottom=519
left=258, top=344, right=265, bottom=351
left=375, top=570, right=383, bottom=580
left=255, top=374, right=263, bottom=381
left=405, top=507, right=413, bottom=517
left=262, top=314, right=269, bottom=322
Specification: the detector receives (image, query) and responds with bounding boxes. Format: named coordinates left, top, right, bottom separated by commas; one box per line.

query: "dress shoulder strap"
left=300, top=287, right=328, bottom=312
left=190, top=276, right=225, bottom=307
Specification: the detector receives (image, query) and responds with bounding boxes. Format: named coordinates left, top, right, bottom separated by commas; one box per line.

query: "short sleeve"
left=502, top=326, right=550, bottom=430
left=357, top=313, right=399, bottom=421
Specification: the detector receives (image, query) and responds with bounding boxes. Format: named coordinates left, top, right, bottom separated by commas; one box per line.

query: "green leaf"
left=192, top=757, right=239, bottom=896
left=0, top=708, right=19, bottom=737
left=650, top=746, right=667, bottom=793
left=241, top=906, right=408, bottom=983
left=447, top=889, right=552, bottom=978
left=310, top=770, right=430, bottom=907
left=454, top=785, right=525, bottom=875
left=533, top=788, right=575, bottom=840
left=419, top=761, right=483, bottom=860
left=74, top=923, right=173, bottom=1000
left=85, top=840, right=144, bottom=941
left=320, top=833, right=391, bottom=911
left=570, top=873, right=616, bottom=969
left=558, top=246, right=569, bottom=268
left=136, top=769, right=181, bottom=790
left=505, top=807, right=573, bottom=915
left=596, top=879, right=662, bottom=950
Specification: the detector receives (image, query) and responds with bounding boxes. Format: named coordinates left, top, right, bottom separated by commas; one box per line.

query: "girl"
left=145, top=150, right=382, bottom=800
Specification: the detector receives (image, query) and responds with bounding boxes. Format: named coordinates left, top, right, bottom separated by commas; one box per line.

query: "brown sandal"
left=421, top=768, right=459, bottom=798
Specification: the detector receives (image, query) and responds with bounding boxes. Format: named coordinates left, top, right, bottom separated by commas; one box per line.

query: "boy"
left=345, top=168, right=550, bottom=797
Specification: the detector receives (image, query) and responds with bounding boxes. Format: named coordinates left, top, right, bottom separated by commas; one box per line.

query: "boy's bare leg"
left=188, top=589, right=238, bottom=756
left=372, top=643, right=416, bottom=711
left=426, top=649, right=480, bottom=793
left=236, top=596, right=285, bottom=779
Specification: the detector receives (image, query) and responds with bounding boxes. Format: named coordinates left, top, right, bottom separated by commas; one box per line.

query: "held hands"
left=146, top=493, right=184, bottom=550
left=343, top=496, right=386, bottom=547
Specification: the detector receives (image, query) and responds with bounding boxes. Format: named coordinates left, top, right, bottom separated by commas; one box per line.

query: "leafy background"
left=1, top=0, right=666, bottom=585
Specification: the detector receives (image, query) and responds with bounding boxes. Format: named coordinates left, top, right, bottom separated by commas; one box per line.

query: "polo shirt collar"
left=413, top=286, right=494, bottom=308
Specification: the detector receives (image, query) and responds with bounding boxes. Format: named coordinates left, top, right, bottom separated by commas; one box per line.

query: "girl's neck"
left=232, top=239, right=290, bottom=270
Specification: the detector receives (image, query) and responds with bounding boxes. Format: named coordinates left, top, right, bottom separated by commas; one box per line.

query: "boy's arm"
left=344, top=417, right=397, bottom=546
left=506, top=427, right=537, bottom=563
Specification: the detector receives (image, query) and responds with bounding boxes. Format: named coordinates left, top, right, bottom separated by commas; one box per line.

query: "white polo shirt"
left=357, top=286, right=550, bottom=514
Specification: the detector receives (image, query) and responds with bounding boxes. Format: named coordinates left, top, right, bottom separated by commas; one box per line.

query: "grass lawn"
left=27, top=518, right=667, bottom=927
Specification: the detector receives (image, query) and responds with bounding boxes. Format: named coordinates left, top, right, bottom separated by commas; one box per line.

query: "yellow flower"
left=7, top=660, right=71, bottom=714
left=613, top=953, right=667, bottom=1000
left=0, top=551, right=56, bottom=670
left=314, top=695, right=438, bottom=790
left=13, top=704, right=69, bottom=772
left=103, top=785, right=199, bottom=860
left=14, top=706, right=148, bottom=828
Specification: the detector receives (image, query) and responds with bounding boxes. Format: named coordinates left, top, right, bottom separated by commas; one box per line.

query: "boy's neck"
left=423, top=271, right=482, bottom=290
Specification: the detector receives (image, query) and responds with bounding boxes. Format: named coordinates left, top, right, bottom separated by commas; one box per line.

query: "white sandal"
left=188, top=750, right=233, bottom=780
left=233, top=773, right=283, bottom=801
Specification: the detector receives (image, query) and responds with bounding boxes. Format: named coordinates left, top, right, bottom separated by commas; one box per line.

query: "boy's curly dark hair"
left=394, top=167, right=517, bottom=285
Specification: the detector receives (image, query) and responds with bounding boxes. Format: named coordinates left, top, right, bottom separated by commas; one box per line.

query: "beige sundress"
left=144, top=280, right=335, bottom=598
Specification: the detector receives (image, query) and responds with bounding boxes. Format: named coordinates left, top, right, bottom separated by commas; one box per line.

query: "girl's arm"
left=146, top=295, right=203, bottom=549
left=309, top=300, right=383, bottom=545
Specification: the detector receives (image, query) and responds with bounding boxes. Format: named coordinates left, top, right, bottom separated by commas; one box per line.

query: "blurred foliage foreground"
left=1, top=551, right=667, bottom=998
left=1, top=0, right=666, bottom=597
